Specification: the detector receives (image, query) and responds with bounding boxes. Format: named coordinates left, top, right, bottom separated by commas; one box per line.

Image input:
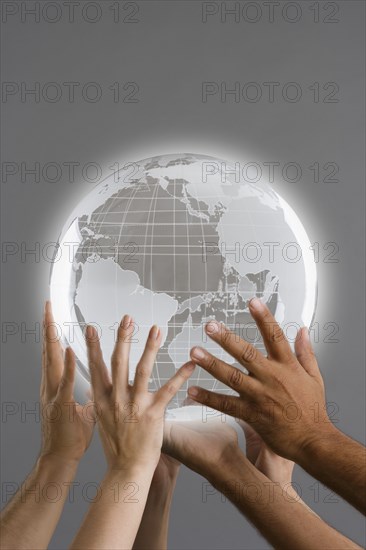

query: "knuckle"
left=240, top=343, right=257, bottom=363
left=177, top=368, right=188, bottom=381
left=89, top=360, right=98, bottom=371
left=164, top=384, right=177, bottom=397
left=207, top=356, right=218, bottom=373
left=59, top=376, right=69, bottom=390
left=228, top=368, right=244, bottom=390
left=220, top=396, right=234, bottom=414
left=271, top=325, right=285, bottom=344
left=262, top=310, right=272, bottom=323
left=273, top=371, right=287, bottom=388
left=111, top=355, right=122, bottom=369
left=221, top=327, right=232, bottom=346
left=136, top=366, right=150, bottom=380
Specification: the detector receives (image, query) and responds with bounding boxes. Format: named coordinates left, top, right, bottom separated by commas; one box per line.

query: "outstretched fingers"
left=190, top=346, right=260, bottom=396
left=85, top=325, right=111, bottom=400
left=56, top=347, right=76, bottom=402
left=111, top=315, right=134, bottom=392
left=133, top=325, right=161, bottom=394
left=248, top=298, right=293, bottom=361
left=43, top=301, right=64, bottom=397
left=295, top=327, right=320, bottom=377
left=154, top=361, right=196, bottom=408
left=187, top=386, right=245, bottom=420
left=203, top=320, right=267, bottom=377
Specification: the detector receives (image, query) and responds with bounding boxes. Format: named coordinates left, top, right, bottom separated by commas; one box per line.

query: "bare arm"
left=0, top=456, right=78, bottom=550
left=71, top=319, right=194, bottom=550
left=132, top=455, right=180, bottom=550
left=187, top=298, right=366, bottom=513
left=297, top=428, right=366, bottom=514
left=208, top=448, right=362, bottom=550
left=163, top=418, right=362, bottom=550
left=0, top=302, right=94, bottom=550
left=71, top=466, right=155, bottom=550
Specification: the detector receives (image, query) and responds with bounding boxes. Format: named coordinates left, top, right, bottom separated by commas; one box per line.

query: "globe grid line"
left=51, top=154, right=317, bottom=418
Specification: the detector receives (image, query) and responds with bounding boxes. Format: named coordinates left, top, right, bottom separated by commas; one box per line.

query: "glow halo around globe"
left=50, top=153, right=317, bottom=420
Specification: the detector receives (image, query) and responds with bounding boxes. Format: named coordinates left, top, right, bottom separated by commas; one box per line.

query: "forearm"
left=207, top=450, right=361, bottom=550
left=0, top=455, right=79, bottom=550
left=132, top=483, right=176, bottom=550
left=71, top=466, right=155, bottom=550
left=298, top=427, right=366, bottom=514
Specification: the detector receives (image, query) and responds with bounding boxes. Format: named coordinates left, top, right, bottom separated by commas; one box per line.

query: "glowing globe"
left=50, top=153, right=317, bottom=419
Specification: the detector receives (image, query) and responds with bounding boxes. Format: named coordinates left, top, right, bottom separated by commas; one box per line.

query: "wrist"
left=151, top=473, right=178, bottom=501
left=37, top=452, right=80, bottom=472
left=208, top=448, right=264, bottom=502
left=206, top=445, right=245, bottom=486
left=296, top=423, right=341, bottom=468
left=106, top=460, right=157, bottom=479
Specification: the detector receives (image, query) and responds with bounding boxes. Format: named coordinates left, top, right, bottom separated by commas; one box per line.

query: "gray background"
left=1, top=1, right=365, bottom=548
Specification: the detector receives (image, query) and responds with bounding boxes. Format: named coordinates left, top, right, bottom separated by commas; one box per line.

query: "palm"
left=238, top=420, right=295, bottom=485
left=150, top=453, right=181, bottom=493
left=74, top=403, right=94, bottom=449
left=164, top=418, right=239, bottom=476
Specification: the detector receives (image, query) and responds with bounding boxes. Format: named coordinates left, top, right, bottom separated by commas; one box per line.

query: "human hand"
left=86, top=317, right=195, bottom=472
left=163, top=408, right=239, bottom=478
left=151, top=453, right=181, bottom=493
left=238, top=420, right=295, bottom=488
left=131, top=453, right=181, bottom=550
left=40, top=301, right=95, bottom=463
left=187, top=298, right=335, bottom=463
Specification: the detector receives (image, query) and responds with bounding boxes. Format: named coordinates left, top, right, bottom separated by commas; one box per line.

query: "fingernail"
left=45, top=300, right=51, bottom=313
left=302, top=327, right=310, bottom=342
left=206, top=321, right=219, bottom=334
left=188, top=386, right=199, bottom=397
left=249, top=297, right=265, bottom=312
left=122, top=315, right=131, bottom=329
left=86, top=325, right=94, bottom=339
left=150, top=325, right=160, bottom=340
left=191, top=347, right=205, bottom=360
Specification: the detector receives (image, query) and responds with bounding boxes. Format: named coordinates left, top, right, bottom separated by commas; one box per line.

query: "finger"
left=43, top=301, right=64, bottom=396
left=83, top=400, right=97, bottom=424
left=85, top=325, right=111, bottom=400
left=56, top=347, right=76, bottom=401
left=187, top=386, right=245, bottom=420
left=133, top=325, right=161, bottom=394
left=154, top=361, right=196, bottom=408
left=204, top=321, right=267, bottom=376
left=182, top=396, right=197, bottom=407
left=111, top=315, right=133, bottom=392
left=236, top=420, right=262, bottom=464
left=190, top=346, right=260, bottom=395
left=41, top=325, right=47, bottom=397
left=249, top=298, right=293, bottom=361
left=295, top=327, right=320, bottom=377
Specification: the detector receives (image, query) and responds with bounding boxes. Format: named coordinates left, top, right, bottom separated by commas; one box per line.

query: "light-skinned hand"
left=163, top=412, right=239, bottom=478
left=86, top=316, right=195, bottom=471
left=40, top=302, right=95, bottom=463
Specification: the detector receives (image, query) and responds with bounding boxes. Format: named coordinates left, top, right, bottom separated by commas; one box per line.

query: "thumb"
left=295, top=327, right=320, bottom=377
left=56, top=347, right=76, bottom=401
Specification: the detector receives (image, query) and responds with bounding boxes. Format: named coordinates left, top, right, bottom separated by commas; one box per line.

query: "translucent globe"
left=50, top=153, right=317, bottom=420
